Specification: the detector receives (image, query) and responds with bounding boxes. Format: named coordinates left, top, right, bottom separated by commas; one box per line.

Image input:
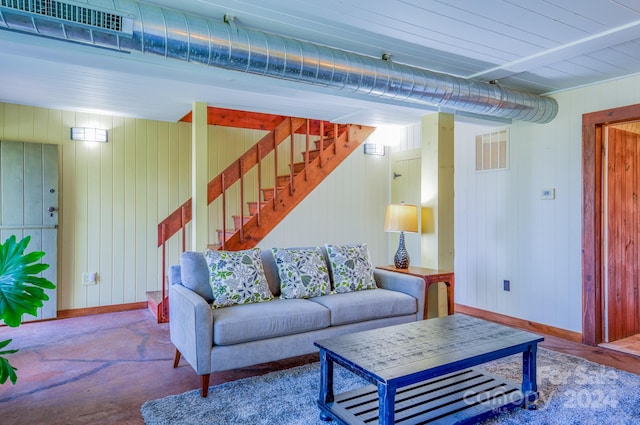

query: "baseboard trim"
left=57, top=302, right=147, bottom=319
left=455, top=304, right=583, bottom=344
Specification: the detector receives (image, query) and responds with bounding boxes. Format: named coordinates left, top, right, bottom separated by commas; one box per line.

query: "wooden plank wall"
left=0, top=102, right=389, bottom=311
left=260, top=140, right=390, bottom=264
left=451, top=73, right=640, bottom=334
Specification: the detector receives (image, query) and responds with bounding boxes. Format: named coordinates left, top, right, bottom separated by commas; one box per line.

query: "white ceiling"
left=1, top=0, right=640, bottom=126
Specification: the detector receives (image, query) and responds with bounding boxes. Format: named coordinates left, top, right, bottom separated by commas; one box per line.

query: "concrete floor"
left=0, top=309, right=317, bottom=425
left=2, top=308, right=640, bottom=425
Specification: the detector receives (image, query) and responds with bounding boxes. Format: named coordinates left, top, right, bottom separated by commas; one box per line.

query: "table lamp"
left=384, top=202, right=419, bottom=269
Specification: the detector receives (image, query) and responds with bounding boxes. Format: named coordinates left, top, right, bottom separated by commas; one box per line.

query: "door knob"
left=48, top=206, right=57, bottom=213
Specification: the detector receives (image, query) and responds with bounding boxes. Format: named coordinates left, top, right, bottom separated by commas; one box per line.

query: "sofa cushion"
left=325, top=243, right=377, bottom=293
left=212, top=298, right=331, bottom=345
left=205, top=248, right=274, bottom=308
left=180, top=251, right=214, bottom=302
left=308, top=289, right=416, bottom=326
left=272, top=247, right=331, bottom=299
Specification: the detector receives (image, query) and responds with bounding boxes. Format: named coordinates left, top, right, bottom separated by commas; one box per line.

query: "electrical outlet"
left=541, top=188, right=555, bottom=200
left=82, top=272, right=97, bottom=285
left=503, top=280, right=510, bottom=291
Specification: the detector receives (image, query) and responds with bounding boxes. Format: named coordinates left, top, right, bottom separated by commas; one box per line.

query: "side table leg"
left=422, top=280, right=431, bottom=320
left=521, top=344, right=539, bottom=410
left=319, top=349, right=334, bottom=421
left=446, top=276, right=455, bottom=315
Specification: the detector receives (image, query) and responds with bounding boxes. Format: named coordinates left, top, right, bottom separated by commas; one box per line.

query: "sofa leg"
left=173, top=349, right=181, bottom=368
left=200, top=374, right=210, bottom=398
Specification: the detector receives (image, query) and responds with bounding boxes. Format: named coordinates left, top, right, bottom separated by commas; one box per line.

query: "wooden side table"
left=377, top=265, right=455, bottom=319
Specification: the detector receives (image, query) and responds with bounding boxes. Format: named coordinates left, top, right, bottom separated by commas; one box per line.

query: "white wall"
left=0, top=102, right=391, bottom=310
left=5, top=73, right=637, bottom=319
left=262, top=145, right=390, bottom=266
left=454, top=74, right=640, bottom=333
left=0, top=105, right=195, bottom=310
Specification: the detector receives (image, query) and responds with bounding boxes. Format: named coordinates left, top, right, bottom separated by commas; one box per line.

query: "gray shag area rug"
left=141, top=348, right=640, bottom=424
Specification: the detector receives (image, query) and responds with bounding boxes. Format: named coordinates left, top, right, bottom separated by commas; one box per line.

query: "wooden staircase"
left=150, top=107, right=375, bottom=322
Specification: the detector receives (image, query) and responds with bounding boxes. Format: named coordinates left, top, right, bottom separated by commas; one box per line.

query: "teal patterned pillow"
left=272, top=247, right=330, bottom=299
left=204, top=248, right=274, bottom=308
left=325, top=243, right=378, bottom=293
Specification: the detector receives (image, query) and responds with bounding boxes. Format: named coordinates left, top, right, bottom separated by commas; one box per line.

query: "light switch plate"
left=82, top=272, right=97, bottom=285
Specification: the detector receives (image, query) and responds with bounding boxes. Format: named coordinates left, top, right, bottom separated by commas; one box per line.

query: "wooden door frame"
left=582, top=103, right=640, bottom=346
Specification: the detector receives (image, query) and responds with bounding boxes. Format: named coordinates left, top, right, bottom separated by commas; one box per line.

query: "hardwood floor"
left=600, top=333, right=640, bottom=357
left=1, top=308, right=639, bottom=425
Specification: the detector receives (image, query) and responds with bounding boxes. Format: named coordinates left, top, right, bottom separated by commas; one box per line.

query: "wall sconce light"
left=363, top=143, right=385, bottom=156
left=70, top=127, right=108, bottom=143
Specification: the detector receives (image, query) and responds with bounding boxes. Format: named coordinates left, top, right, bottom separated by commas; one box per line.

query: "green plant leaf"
left=0, top=356, right=18, bottom=385
left=0, top=339, right=18, bottom=385
left=0, top=339, right=14, bottom=350
left=21, top=263, right=50, bottom=275
left=0, top=236, right=56, bottom=385
left=0, top=235, right=56, bottom=328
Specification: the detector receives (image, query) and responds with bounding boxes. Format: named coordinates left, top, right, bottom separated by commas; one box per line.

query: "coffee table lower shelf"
left=318, top=367, right=529, bottom=425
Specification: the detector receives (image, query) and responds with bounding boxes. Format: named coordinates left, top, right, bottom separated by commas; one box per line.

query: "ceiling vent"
left=0, top=0, right=133, bottom=41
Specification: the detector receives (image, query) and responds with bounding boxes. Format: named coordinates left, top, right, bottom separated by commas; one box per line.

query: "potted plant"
left=0, top=235, right=56, bottom=385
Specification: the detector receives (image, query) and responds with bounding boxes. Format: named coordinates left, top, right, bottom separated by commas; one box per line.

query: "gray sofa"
left=169, top=248, right=425, bottom=397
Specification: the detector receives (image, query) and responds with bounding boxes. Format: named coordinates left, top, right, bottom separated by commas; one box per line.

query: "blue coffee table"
left=314, top=314, right=544, bottom=425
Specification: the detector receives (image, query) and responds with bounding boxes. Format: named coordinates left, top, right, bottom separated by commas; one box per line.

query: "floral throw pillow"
left=272, top=247, right=330, bottom=299
left=325, top=243, right=378, bottom=293
left=204, top=248, right=274, bottom=308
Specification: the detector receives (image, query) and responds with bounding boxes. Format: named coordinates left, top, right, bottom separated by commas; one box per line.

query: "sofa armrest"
left=169, top=283, right=214, bottom=375
left=374, top=269, right=425, bottom=321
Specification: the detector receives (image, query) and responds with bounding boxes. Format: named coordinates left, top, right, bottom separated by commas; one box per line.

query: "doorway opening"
left=582, top=104, right=640, bottom=352
left=599, top=121, right=640, bottom=356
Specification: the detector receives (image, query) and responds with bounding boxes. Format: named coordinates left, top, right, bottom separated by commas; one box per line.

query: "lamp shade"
left=384, top=203, right=418, bottom=233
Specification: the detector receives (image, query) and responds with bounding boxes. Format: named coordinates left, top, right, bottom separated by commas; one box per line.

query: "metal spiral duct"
left=0, top=0, right=558, bottom=123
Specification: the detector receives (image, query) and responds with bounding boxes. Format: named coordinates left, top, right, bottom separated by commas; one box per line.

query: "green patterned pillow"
left=204, top=248, right=274, bottom=308
left=272, top=247, right=330, bottom=299
left=325, top=243, right=378, bottom=293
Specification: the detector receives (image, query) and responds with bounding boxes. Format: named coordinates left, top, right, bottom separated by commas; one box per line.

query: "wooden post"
left=191, top=101, right=208, bottom=251
left=257, top=145, right=262, bottom=226
left=319, top=121, right=325, bottom=168
left=239, top=157, right=244, bottom=241
left=290, top=117, right=295, bottom=195
left=273, top=130, right=278, bottom=209
left=221, top=174, right=226, bottom=249
left=305, top=119, right=310, bottom=181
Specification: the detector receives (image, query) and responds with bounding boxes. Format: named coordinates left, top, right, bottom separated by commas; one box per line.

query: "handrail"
left=157, top=120, right=349, bottom=254
left=157, top=117, right=306, bottom=247
left=156, top=199, right=191, bottom=247
left=159, top=201, right=190, bottom=320
left=157, top=118, right=348, bottom=249
left=206, top=117, right=306, bottom=205
left=155, top=119, right=359, bottom=322
left=220, top=123, right=365, bottom=251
